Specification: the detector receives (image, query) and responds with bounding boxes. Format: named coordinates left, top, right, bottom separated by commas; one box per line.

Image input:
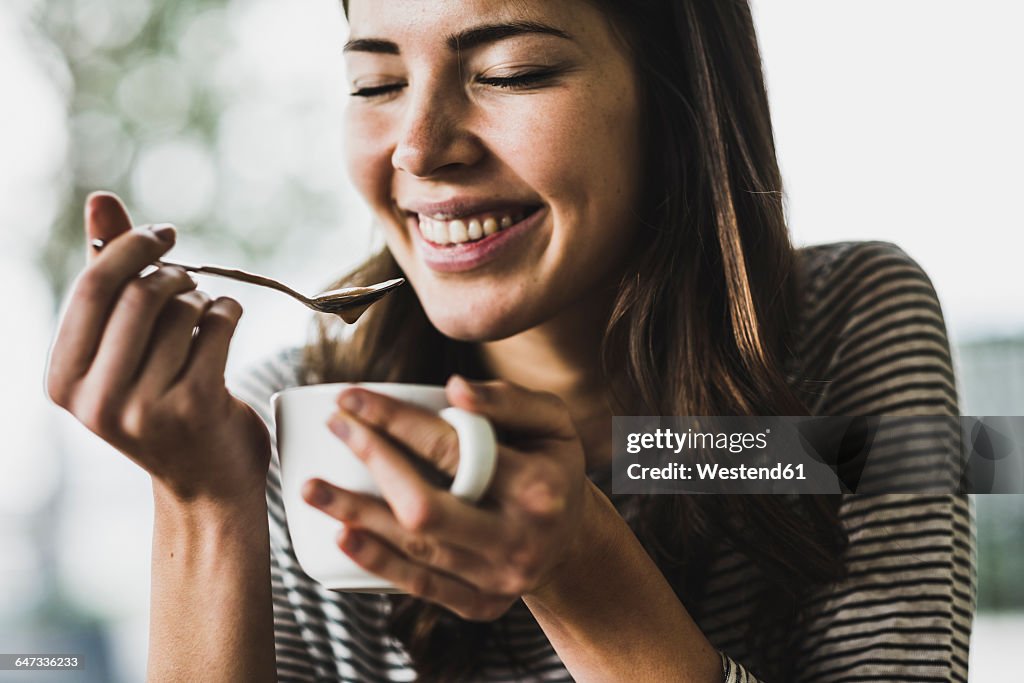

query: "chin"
left=423, top=308, right=520, bottom=342
left=420, top=296, right=538, bottom=343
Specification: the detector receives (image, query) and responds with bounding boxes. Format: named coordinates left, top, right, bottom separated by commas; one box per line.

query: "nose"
left=391, top=86, right=484, bottom=177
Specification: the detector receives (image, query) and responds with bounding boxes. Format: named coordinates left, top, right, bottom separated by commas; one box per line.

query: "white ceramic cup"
left=270, top=383, right=497, bottom=592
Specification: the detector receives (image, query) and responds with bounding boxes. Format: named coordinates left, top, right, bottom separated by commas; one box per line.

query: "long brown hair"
left=312, top=1, right=848, bottom=679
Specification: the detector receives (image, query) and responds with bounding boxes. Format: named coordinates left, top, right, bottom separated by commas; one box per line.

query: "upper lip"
left=399, top=197, right=542, bottom=220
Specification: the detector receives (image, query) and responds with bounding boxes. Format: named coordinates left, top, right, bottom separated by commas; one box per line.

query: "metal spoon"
left=91, top=238, right=404, bottom=323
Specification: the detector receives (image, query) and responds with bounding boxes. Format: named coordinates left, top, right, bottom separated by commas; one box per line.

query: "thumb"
left=84, top=191, right=134, bottom=261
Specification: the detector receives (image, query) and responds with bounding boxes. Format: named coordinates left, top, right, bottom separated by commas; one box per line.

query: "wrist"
left=153, top=479, right=268, bottom=539
left=529, top=481, right=623, bottom=606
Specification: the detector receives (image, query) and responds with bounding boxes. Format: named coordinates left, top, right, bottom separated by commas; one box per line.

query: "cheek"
left=479, top=101, right=592, bottom=215
left=509, top=93, right=642, bottom=245
left=343, top=109, right=394, bottom=209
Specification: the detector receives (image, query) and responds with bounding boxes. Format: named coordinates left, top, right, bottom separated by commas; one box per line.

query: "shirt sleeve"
left=722, top=242, right=976, bottom=683
left=231, top=349, right=320, bottom=682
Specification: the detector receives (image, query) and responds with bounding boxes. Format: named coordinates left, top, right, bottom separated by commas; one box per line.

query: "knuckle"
left=122, top=277, right=163, bottom=310
left=333, top=498, right=359, bottom=523
left=181, top=385, right=218, bottom=414
left=362, top=544, right=389, bottom=573
left=172, top=290, right=211, bottom=319
left=202, top=300, right=241, bottom=328
left=77, top=400, right=120, bottom=437
left=466, top=597, right=511, bottom=622
left=76, top=268, right=113, bottom=304
left=402, top=535, right=435, bottom=563
left=398, top=495, right=440, bottom=533
left=211, top=297, right=242, bottom=317
left=45, top=372, right=71, bottom=408
left=499, top=572, right=528, bottom=596
left=536, top=489, right=568, bottom=521
left=518, top=471, right=567, bottom=520
left=429, top=428, right=460, bottom=463
left=120, top=401, right=153, bottom=438
left=167, top=265, right=194, bottom=285
left=203, top=306, right=231, bottom=324
left=164, top=389, right=199, bottom=421
left=407, top=569, right=433, bottom=598
left=344, top=426, right=372, bottom=459
left=540, top=392, right=575, bottom=434
left=542, top=390, right=568, bottom=413
left=137, top=229, right=172, bottom=254
left=507, top=537, right=537, bottom=574
left=154, top=265, right=190, bottom=289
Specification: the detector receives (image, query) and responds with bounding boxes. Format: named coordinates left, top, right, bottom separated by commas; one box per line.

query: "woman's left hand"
left=301, top=375, right=600, bottom=621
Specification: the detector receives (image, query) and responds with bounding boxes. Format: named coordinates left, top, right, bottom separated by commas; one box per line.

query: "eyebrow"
left=343, top=20, right=572, bottom=55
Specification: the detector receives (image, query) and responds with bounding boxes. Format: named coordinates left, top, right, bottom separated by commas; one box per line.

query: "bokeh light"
left=131, top=136, right=217, bottom=222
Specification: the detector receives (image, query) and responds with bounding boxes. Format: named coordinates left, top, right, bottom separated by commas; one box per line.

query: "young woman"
left=47, top=0, right=974, bottom=680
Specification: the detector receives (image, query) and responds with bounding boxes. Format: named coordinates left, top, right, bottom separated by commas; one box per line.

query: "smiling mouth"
left=409, top=206, right=543, bottom=246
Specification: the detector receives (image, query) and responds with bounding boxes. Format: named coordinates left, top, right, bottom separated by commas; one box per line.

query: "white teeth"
left=417, top=211, right=528, bottom=245
left=433, top=220, right=451, bottom=244
left=448, top=219, right=468, bottom=243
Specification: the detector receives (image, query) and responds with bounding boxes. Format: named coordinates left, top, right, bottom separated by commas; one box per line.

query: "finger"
left=47, top=227, right=179, bottom=394
left=336, top=388, right=463, bottom=476
left=84, top=191, right=133, bottom=263
left=335, top=526, right=515, bottom=622
left=445, top=375, right=577, bottom=441
left=179, top=297, right=243, bottom=388
left=302, top=480, right=509, bottom=590
left=326, top=412, right=503, bottom=541
left=88, top=266, right=197, bottom=389
left=136, top=290, right=214, bottom=392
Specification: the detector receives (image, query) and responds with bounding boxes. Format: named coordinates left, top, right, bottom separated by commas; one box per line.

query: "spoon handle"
left=90, top=238, right=310, bottom=303
left=161, top=261, right=310, bottom=302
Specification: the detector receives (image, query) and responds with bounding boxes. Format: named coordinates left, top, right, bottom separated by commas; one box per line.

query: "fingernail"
left=148, top=224, right=176, bottom=243
left=328, top=414, right=351, bottom=440
left=339, top=391, right=363, bottom=415
left=305, top=480, right=332, bottom=507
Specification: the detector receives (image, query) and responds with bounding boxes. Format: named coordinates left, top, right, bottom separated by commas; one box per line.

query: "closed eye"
left=350, top=82, right=406, bottom=98
left=350, top=68, right=560, bottom=98
left=475, top=69, right=560, bottom=90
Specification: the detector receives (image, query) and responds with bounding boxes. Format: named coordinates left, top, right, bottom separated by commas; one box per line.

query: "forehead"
left=345, top=0, right=598, bottom=46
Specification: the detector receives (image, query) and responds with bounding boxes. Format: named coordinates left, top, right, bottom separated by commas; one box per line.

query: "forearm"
left=147, top=485, right=276, bottom=682
left=523, top=487, right=721, bottom=683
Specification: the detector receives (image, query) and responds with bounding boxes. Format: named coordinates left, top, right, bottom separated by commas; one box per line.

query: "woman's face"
left=343, top=0, right=643, bottom=341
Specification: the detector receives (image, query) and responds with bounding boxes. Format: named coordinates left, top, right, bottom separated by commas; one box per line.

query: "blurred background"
left=0, top=0, right=1020, bottom=680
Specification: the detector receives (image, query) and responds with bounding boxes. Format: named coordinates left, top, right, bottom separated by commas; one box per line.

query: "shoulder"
left=228, top=346, right=307, bottom=423
left=792, top=241, right=957, bottom=416
left=796, top=240, right=940, bottom=306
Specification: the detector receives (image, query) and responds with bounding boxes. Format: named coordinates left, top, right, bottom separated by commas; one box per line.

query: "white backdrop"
left=752, top=0, right=1024, bottom=339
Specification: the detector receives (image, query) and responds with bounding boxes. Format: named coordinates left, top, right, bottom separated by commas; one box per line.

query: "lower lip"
left=410, top=208, right=546, bottom=273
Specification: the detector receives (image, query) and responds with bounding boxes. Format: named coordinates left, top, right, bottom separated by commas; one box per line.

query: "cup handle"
left=438, top=407, right=498, bottom=502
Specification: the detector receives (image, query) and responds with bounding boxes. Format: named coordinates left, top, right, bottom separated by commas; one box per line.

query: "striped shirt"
left=233, top=241, right=975, bottom=682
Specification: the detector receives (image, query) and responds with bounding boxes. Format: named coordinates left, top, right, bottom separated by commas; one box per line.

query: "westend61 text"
left=625, top=427, right=770, bottom=454
left=627, top=462, right=807, bottom=481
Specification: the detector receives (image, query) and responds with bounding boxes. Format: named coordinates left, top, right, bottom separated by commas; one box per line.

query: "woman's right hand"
left=45, top=192, right=271, bottom=506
